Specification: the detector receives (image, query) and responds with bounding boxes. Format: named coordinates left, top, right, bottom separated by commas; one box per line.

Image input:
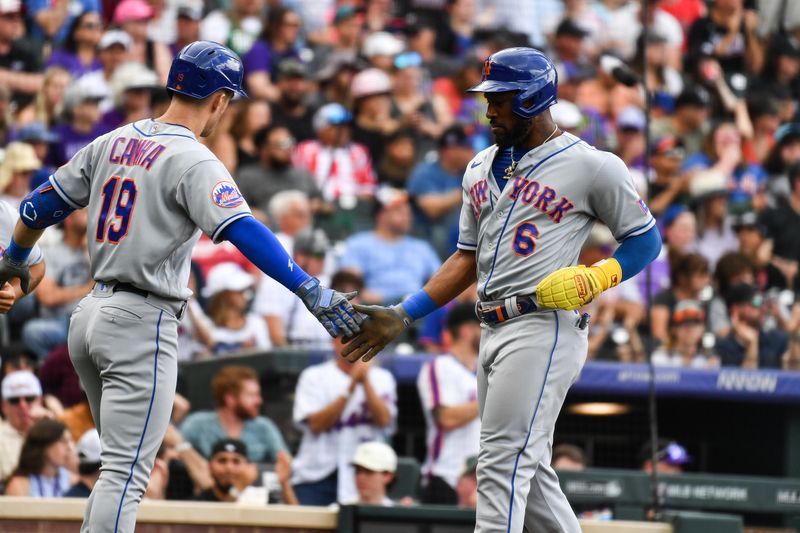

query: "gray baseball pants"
left=68, top=283, right=183, bottom=533
left=475, top=309, right=588, bottom=533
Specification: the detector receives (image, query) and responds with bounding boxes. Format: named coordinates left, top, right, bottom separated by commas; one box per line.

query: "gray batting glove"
left=295, top=277, right=364, bottom=338
left=0, top=254, right=30, bottom=294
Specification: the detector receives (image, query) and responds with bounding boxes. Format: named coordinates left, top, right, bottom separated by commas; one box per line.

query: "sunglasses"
left=6, top=395, right=39, bottom=405
left=80, top=21, right=102, bottom=29
left=270, top=138, right=296, bottom=149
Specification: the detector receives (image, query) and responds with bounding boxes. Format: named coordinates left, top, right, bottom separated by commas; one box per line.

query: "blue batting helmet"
left=167, top=41, right=248, bottom=100
left=467, top=47, right=558, bottom=119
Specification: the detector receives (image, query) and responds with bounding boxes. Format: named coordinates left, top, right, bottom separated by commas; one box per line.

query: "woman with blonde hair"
left=16, top=67, right=71, bottom=128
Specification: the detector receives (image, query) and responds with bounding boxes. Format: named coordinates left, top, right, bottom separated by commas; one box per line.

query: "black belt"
left=476, top=295, right=540, bottom=325
left=113, top=282, right=150, bottom=298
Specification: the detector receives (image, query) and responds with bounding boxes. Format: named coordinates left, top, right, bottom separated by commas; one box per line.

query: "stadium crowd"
left=0, top=0, right=799, bottom=507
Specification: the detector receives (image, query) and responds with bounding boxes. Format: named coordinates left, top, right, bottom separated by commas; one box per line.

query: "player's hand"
left=295, top=277, right=363, bottom=338
left=0, top=254, right=30, bottom=294
left=341, top=304, right=410, bottom=363
left=536, top=263, right=617, bottom=311
left=0, top=282, right=16, bottom=313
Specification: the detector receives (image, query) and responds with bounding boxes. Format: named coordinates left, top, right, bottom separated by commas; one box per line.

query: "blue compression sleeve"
left=19, top=182, right=75, bottom=229
left=401, top=290, right=438, bottom=321
left=612, top=225, right=662, bottom=282
left=221, top=216, right=311, bottom=292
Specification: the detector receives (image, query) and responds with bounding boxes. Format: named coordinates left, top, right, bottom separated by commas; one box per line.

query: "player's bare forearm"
left=423, top=249, right=477, bottom=307
left=12, top=220, right=45, bottom=248
left=434, top=400, right=479, bottom=430
left=13, top=262, right=45, bottom=300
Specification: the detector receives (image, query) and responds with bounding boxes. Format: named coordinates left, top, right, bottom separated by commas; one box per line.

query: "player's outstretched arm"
left=221, top=216, right=363, bottom=338
left=342, top=249, right=477, bottom=362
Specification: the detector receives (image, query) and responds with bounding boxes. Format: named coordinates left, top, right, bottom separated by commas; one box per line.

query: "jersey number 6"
left=96, top=176, right=138, bottom=244
left=512, top=222, right=540, bottom=257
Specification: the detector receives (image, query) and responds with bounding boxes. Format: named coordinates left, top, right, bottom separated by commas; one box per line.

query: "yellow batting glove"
left=535, top=259, right=622, bottom=311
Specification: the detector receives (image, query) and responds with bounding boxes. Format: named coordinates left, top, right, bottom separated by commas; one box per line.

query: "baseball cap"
left=17, top=122, right=59, bottom=144
left=438, top=124, right=471, bottom=149
left=0, top=0, right=22, bottom=15
left=99, top=30, right=132, bottom=51
left=2, top=370, right=42, bottom=400
left=732, top=211, right=765, bottom=235
left=113, top=0, right=154, bottom=24
left=277, top=59, right=309, bottom=80
left=63, top=76, right=110, bottom=110
left=334, top=4, right=357, bottom=24
left=689, top=170, right=728, bottom=204
left=617, top=106, right=645, bottom=131
left=176, top=1, right=203, bottom=21
left=211, top=438, right=248, bottom=459
left=725, top=283, right=762, bottom=308
left=316, top=51, right=360, bottom=82
left=351, top=68, right=392, bottom=99
left=775, top=123, right=800, bottom=144
left=651, top=135, right=685, bottom=158
left=202, top=262, right=255, bottom=298
left=675, top=86, right=711, bottom=109
left=555, top=19, right=589, bottom=39
left=313, top=103, right=352, bottom=132
left=550, top=100, right=583, bottom=130
left=671, top=300, right=705, bottom=325
left=294, top=228, right=330, bottom=257
left=394, top=51, right=422, bottom=70
left=351, top=442, right=397, bottom=473
left=640, top=439, right=691, bottom=466
left=0, top=142, right=41, bottom=172
left=77, top=429, right=102, bottom=464
left=375, top=186, right=408, bottom=210
left=772, top=34, right=800, bottom=59
left=362, top=31, right=404, bottom=58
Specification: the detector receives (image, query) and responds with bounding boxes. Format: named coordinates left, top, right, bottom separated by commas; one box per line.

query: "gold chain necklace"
left=503, top=125, right=561, bottom=180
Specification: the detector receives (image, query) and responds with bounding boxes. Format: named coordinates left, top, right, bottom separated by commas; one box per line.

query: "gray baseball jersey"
left=457, top=131, right=655, bottom=301
left=0, top=200, right=43, bottom=267
left=458, top=132, right=655, bottom=533
left=49, top=119, right=252, bottom=300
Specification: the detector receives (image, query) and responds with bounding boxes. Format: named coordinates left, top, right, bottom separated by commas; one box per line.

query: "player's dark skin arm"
left=342, top=250, right=477, bottom=362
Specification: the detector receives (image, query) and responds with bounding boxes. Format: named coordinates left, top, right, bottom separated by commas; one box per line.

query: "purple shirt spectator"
left=27, top=0, right=101, bottom=43
left=49, top=123, right=111, bottom=167
left=46, top=50, right=101, bottom=78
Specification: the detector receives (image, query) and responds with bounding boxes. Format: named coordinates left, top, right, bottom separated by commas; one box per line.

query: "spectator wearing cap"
left=455, top=455, right=477, bottom=508
left=652, top=300, right=718, bottom=368
left=740, top=97, right=780, bottom=166
left=293, top=103, right=377, bottom=209
left=266, top=189, right=313, bottom=255
left=641, top=439, right=691, bottom=474
left=113, top=0, right=171, bottom=83
left=46, top=11, right=103, bottom=78
left=242, top=6, right=302, bottom=93
left=417, top=303, right=480, bottom=505
left=716, top=283, right=789, bottom=369
left=27, top=0, right=99, bottom=43
left=651, top=253, right=710, bottom=344
left=267, top=59, right=315, bottom=141
left=346, top=442, right=399, bottom=506
left=99, top=61, right=161, bottom=131
left=254, top=229, right=333, bottom=350
left=195, top=438, right=254, bottom=502
left=180, top=366, right=288, bottom=464
left=50, top=76, right=110, bottom=167
left=308, top=6, right=361, bottom=76
left=632, top=30, right=684, bottom=109
left=709, top=251, right=758, bottom=338
left=648, top=135, right=690, bottom=216
left=4, top=419, right=78, bottom=497
left=291, top=344, right=396, bottom=505
left=759, top=163, right=800, bottom=290
left=0, top=142, right=40, bottom=208
left=313, top=51, right=359, bottom=108
left=14, top=122, right=59, bottom=190
left=238, top=127, right=320, bottom=219
left=407, top=124, right=474, bottom=258
left=351, top=68, right=401, bottom=165
left=552, top=18, right=592, bottom=82
left=76, top=30, right=131, bottom=114
left=615, top=106, right=647, bottom=172
left=763, top=123, right=800, bottom=205
left=0, top=0, right=43, bottom=100
left=362, top=31, right=405, bottom=72
left=201, top=262, right=270, bottom=355
left=339, top=187, right=441, bottom=304
left=756, top=34, right=800, bottom=100
left=687, top=169, right=738, bottom=270
left=169, top=3, right=202, bottom=56
left=201, top=0, right=264, bottom=57
left=651, top=86, right=710, bottom=156
left=64, top=429, right=101, bottom=497
left=0, top=371, right=52, bottom=480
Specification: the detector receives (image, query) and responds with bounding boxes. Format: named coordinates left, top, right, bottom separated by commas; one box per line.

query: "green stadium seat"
left=389, top=456, right=421, bottom=501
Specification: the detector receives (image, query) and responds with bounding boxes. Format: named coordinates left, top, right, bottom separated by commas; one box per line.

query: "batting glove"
left=535, top=259, right=621, bottom=311
left=341, top=304, right=411, bottom=363
left=0, top=254, right=31, bottom=294
left=295, top=277, right=363, bottom=338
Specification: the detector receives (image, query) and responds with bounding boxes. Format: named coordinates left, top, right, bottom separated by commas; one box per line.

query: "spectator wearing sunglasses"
left=0, top=371, right=54, bottom=481
left=652, top=300, right=719, bottom=368
left=716, top=283, right=789, bottom=369
left=46, top=11, right=103, bottom=78
left=648, top=135, right=691, bottom=217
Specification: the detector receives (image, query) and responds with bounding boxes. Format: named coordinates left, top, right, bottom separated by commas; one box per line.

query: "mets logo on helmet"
left=211, top=180, right=245, bottom=208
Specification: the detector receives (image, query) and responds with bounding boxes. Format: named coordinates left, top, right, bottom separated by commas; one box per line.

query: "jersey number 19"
left=96, top=176, right=138, bottom=244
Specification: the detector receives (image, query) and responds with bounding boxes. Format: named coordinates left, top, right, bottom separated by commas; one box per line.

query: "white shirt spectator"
left=291, top=360, right=397, bottom=503
left=417, top=354, right=480, bottom=490
left=209, top=313, right=271, bottom=355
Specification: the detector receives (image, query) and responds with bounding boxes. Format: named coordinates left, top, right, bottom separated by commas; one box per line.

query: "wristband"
left=4, top=239, right=32, bottom=264
left=401, top=290, right=437, bottom=321
left=174, top=441, right=193, bottom=453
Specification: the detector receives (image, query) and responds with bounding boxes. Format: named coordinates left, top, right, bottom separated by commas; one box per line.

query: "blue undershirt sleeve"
left=221, top=216, right=311, bottom=292
left=612, top=224, right=662, bottom=282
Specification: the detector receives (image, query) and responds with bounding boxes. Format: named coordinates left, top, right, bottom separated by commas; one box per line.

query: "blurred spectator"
left=64, top=429, right=101, bottom=497
left=201, top=0, right=264, bottom=57
left=0, top=142, right=40, bottom=207
left=267, top=189, right=313, bottom=254
left=408, top=124, right=474, bottom=258
left=101, top=62, right=160, bottom=131
left=652, top=300, right=718, bottom=368
left=345, top=441, right=399, bottom=506
left=651, top=253, right=710, bottom=343
left=759, top=163, right=800, bottom=290
left=417, top=281, right=478, bottom=353
left=635, top=31, right=683, bottom=106
left=659, top=0, right=706, bottom=32
left=716, top=283, right=788, bottom=368
left=689, top=171, right=738, bottom=269
left=15, top=122, right=59, bottom=190
left=269, top=59, right=315, bottom=141
left=195, top=438, right=253, bottom=502
left=180, top=366, right=288, bottom=463
left=552, top=19, right=593, bottom=82
left=230, top=99, right=271, bottom=168
left=709, top=251, right=757, bottom=337
left=291, top=344, right=397, bottom=505
left=0, top=1, right=43, bottom=100
left=651, top=86, right=710, bottom=156
left=176, top=266, right=213, bottom=362
left=406, top=15, right=459, bottom=80
left=77, top=30, right=131, bottom=115
left=593, top=0, right=642, bottom=60
left=22, top=209, right=91, bottom=360
left=46, top=11, right=102, bottom=78
left=20, top=66, right=71, bottom=128
left=641, top=439, right=691, bottom=474
left=309, top=6, right=361, bottom=74
left=0, top=371, right=51, bottom=480
left=27, top=0, right=99, bottom=44
left=615, top=106, right=646, bottom=172
left=648, top=135, right=690, bottom=216
left=756, top=35, right=800, bottom=101
left=254, top=229, right=332, bottom=350
left=4, top=419, right=77, bottom=497
left=237, top=126, right=320, bottom=219
left=417, top=303, right=480, bottom=505
left=112, top=0, right=170, bottom=83
left=434, top=0, right=477, bottom=59
left=51, top=76, right=109, bottom=167
left=339, top=187, right=441, bottom=304
left=201, top=262, right=271, bottom=355
left=169, top=3, right=202, bottom=56
left=742, top=98, right=780, bottom=166
left=293, top=103, right=377, bottom=206
left=376, top=128, right=418, bottom=188
left=39, top=346, right=85, bottom=408
left=246, top=6, right=302, bottom=80
left=764, top=123, right=800, bottom=205
left=351, top=67, right=400, bottom=165
left=455, top=455, right=477, bottom=509
left=432, top=57, right=488, bottom=147
left=313, top=51, right=359, bottom=107
left=362, top=31, right=405, bottom=72
left=551, top=444, right=587, bottom=471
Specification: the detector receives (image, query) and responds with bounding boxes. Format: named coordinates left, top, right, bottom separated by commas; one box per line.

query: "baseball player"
left=343, top=48, right=662, bottom=532
left=0, top=200, right=45, bottom=312
left=0, top=41, right=362, bottom=533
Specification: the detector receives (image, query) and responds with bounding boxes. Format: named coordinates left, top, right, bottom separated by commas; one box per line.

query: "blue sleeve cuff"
left=4, top=238, right=32, bottom=264
left=612, top=225, right=662, bottom=282
left=401, top=290, right=438, bottom=321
